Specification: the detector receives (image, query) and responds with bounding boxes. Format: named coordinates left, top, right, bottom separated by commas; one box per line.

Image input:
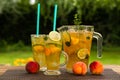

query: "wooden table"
left=0, top=65, right=120, bottom=80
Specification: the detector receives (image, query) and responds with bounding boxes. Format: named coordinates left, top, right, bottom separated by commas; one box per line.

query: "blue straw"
left=36, top=3, right=40, bottom=36
left=53, top=4, right=58, bottom=31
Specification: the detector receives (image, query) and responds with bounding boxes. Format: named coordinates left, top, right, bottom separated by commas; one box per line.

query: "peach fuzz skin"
left=25, top=61, right=40, bottom=74
left=72, top=62, right=87, bottom=75
left=89, top=61, right=104, bottom=74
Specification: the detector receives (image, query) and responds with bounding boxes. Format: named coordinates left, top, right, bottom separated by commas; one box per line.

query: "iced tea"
left=58, top=25, right=102, bottom=73
left=44, top=35, right=62, bottom=75
left=62, top=31, right=92, bottom=72
left=31, top=34, right=47, bottom=71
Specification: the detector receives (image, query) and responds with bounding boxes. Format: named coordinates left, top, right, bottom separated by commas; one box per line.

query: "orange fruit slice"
left=33, top=45, right=44, bottom=53
left=45, top=47, right=51, bottom=56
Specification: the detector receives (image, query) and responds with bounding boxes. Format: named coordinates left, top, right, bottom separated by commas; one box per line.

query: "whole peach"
left=89, top=61, right=104, bottom=74
left=72, top=61, right=87, bottom=75
left=25, top=61, right=40, bottom=74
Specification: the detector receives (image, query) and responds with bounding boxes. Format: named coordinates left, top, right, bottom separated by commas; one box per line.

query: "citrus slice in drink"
left=77, top=48, right=90, bottom=59
left=49, top=31, right=61, bottom=41
left=62, top=31, right=71, bottom=47
left=33, top=45, right=45, bottom=53
left=45, top=47, right=51, bottom=56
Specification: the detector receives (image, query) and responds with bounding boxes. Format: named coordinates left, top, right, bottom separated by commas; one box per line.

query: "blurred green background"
left=0, top=0, right=120, bottom=65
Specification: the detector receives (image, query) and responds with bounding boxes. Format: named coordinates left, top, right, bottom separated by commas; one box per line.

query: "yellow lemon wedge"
left=77, top=48, right=90, bottom=59
left=49, top=31, right=61, bottom=41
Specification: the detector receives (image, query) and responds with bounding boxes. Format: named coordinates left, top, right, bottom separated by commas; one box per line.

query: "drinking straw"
left=53, top=4, right=58, bottom=31
left=36, top=3, right=40, bottom=36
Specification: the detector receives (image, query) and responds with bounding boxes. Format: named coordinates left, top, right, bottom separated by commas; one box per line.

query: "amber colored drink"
left=44, top=34, right=63, bottom=75
left=62, top=31, right=93, bottom=72
left=45, top=44, right=62, bottom=70
left=58, top=25, right=102, bottom=73
left=31, top=34, right=47, bottom=71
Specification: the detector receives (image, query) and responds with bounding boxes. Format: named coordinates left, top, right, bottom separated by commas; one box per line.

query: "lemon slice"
left=49, top=31, right=61, bottom=41
left=77, top=48, right=89, bottom=59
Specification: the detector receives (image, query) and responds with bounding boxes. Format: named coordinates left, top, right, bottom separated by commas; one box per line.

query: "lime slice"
left=62, top=31, right=71, bottom=47
left=77, top=48, right=89, bottom=59
left=49, top=31, right=61, bottom=41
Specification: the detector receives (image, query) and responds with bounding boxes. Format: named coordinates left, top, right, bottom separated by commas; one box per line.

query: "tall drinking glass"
left=58, top=25, right=103, bottom=73
left=31, top=34, right=47, bottom=71
left=44, top=35, right=67, bottom=75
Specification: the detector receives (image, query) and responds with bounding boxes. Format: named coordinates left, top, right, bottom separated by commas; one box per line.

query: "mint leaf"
left=73, top=14, right=82, bottom=25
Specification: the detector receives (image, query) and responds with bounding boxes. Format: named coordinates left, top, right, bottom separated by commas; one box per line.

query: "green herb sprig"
left=73, top=14, right=82, bottom=25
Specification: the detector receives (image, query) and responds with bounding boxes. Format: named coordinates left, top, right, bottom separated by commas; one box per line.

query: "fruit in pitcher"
left=62, top=31, right=71, bottom=47
left=89, top=61, right=104, bottom=74
left=72, top=61, right=87, bottom=75
left=71, top=37, right=79, bottom=45
left=77, top=48, right=90, bottom=59
left=25, top=61, right=40, bottom=73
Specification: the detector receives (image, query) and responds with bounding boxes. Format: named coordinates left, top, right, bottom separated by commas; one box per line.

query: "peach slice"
left=33, top=45, right=45, bottom=53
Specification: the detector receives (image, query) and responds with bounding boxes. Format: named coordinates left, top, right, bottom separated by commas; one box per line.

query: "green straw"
left=53, top=4, right=58, bottom=31
left=36, top=3, right=40, bottom=36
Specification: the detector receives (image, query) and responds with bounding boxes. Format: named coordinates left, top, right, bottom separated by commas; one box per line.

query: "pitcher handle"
left=60, top=51, right=68, bottom=67
left=93, top=32, right=103, bottom=58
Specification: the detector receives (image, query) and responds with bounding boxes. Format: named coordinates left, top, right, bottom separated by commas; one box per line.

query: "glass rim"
left=57, top=25, right=94, bottom=31
left=31, top=34, right=47, bottom=37
left=60, top=25, right=94, bottom=27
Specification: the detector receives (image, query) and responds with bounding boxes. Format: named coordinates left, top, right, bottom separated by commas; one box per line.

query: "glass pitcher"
left=57, top=25, right=103, bottom=73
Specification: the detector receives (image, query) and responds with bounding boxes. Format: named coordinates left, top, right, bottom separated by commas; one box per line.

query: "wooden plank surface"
left=0, top=65, right=120, bottom=80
